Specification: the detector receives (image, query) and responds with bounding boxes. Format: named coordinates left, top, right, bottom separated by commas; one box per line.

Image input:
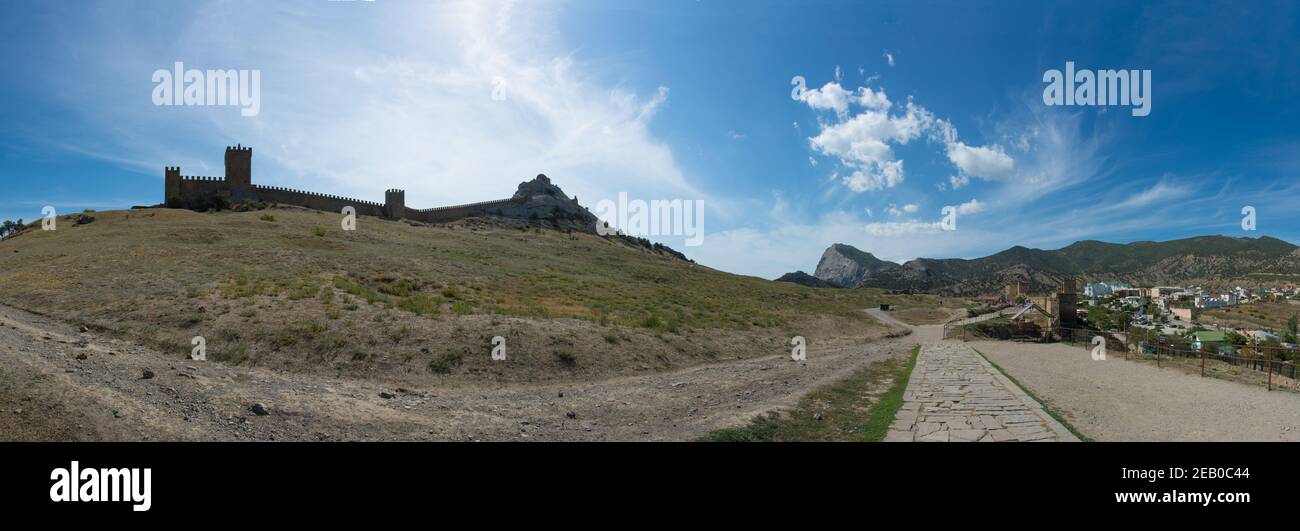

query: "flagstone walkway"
left=885, top=341, right=1079, bottom=442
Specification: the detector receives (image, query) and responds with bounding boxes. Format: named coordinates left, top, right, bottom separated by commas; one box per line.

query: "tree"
left=1226, top=330, right=1249, bottom=346
left=1115, top=312, right=1133, bottom=331
left=0, top=218, right=23, bottom=238
left=1285, top=313, right=1298, bottom=344
left=1087, top=305, right=1113, bottom=330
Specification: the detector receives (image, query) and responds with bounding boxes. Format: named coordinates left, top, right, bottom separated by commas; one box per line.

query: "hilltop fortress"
left=164, top=145, right=597, bottom=226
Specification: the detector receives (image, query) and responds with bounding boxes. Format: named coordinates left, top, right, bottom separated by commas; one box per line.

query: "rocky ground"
left=0, top=303, right=916, bottom=441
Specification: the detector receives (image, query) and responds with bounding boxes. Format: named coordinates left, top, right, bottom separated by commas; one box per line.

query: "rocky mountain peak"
left=813, top=243, right=898, bottom=287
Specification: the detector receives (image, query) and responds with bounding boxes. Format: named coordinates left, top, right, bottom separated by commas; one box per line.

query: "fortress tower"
left=385, top=189, right=406, bottom=219
left=164, top=166, right=181, bottom=202
left=224, top=145, right=252, bottom=190
left=1054, top=277, right=1079, bottom=326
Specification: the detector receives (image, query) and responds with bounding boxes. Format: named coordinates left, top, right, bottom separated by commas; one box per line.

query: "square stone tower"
left=385, top=189, right=406, bottom=219
left=224, top=145, right=252, bottom=189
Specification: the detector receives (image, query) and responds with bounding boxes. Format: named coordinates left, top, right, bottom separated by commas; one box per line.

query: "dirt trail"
left=972, top=340, right=1300, bottom=441
left=0, top=303, right=917, bottom=441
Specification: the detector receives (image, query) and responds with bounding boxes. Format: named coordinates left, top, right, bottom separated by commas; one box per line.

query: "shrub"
left=212, top=344, right=250, bottom=365
left=553, top=350, right=577, bottom=367
left=310, top=226, right=327, bottom=237
left=397, top=294, right=439, bottom=317
left=428, top=351, right=463, bottom=374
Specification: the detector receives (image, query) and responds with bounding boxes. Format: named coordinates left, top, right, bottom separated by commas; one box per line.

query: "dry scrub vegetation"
left=0, top=207, right=949, bottom=388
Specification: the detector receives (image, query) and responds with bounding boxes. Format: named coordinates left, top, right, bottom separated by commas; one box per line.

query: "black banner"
left=0, top=442, right=1280, bottom=521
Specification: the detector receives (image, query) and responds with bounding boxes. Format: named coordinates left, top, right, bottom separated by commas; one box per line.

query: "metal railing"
left=945, top=320, right=1299, bottom=391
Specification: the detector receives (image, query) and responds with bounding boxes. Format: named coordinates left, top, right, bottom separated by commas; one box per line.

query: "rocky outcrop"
left=812, top=244, right=899, bottom=287
left=497, top=174, right=599, bottom=232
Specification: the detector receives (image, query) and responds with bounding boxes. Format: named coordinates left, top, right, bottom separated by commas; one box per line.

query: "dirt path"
left=970, top=340, right=1300, bottom=441
left=0, top=303, right=917, bottom=441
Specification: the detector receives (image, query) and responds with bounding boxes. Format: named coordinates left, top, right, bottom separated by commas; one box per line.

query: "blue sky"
left=2, top=0, right=1299, bottom=279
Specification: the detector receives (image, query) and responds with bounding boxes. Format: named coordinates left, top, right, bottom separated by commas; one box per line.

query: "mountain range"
left=780, top=236, right=1300, bottom=296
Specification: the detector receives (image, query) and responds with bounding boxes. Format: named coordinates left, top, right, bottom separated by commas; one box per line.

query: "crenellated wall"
left=410, top=197, right=524, bottom=222
left=166, top=145, right=535, bottom=224
left=176, top=176, right=231, bottom=200
left=254, top=185, right=387, bottom=218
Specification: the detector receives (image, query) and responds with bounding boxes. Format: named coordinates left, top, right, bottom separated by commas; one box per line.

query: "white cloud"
left=884, top=50, right=895, bottom=67
left=946, top=141, right=1015, bottom=181
left=797, top=81, right=853, bottom=117
left=41, top=0, right=705, bottom=215
left=798, top=79, right=1009, bottom=195
left=865, top=220, right=942, bottom=236
left=842, top=161, right=904, bottom=192
left=1109, top=180, right=1191, bottom=210
left=885, top=203, right=919, bottom=216
left=955, top=199, right=985, bottom=215
left=804, top=93, right=933, bottom=191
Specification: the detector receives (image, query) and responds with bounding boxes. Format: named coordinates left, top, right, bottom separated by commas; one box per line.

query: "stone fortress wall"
left=164, top=145, right=528, bottom=222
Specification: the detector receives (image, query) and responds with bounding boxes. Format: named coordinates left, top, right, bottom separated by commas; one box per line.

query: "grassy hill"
left=0, top=206, right=949, bottom=387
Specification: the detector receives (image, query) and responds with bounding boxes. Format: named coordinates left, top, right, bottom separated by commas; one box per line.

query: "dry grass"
left=0, top=207, right=951, bottom=387
left=1200, top=301, right=1300, bottom=331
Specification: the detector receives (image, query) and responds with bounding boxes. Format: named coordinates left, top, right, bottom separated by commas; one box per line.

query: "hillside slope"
left=0, top=207, right=944, bottom=388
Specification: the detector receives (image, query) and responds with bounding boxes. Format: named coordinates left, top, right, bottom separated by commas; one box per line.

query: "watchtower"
left=164, top=166, right=181, bottom=202
left=224, top=145, right=252, bottom=189
left=1055, top=277, right=1079, bottom=326
left=385, top=189, right=406, bottom=219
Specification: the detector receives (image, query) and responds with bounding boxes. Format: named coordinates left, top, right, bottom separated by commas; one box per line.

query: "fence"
left=944, top=320, right=1299, bottom=391
left=1138, top=337, right=1299, bottom=391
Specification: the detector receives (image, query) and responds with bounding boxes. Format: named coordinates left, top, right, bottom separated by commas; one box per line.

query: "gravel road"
left=970, top=340, right=1300, bottom=441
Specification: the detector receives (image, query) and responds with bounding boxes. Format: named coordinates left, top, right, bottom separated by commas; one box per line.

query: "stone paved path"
left=885, top=341, right=1079, bottom=442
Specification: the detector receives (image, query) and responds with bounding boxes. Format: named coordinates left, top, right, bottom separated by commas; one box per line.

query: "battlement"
left=166, top=145, right=560, bottom=225
left=415, top=197, right=520, bottom=213
left=253, top=184, right=384, bottom=208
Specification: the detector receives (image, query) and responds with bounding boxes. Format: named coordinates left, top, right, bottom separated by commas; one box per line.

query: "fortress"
left=165, top=145, right=588, bottom=224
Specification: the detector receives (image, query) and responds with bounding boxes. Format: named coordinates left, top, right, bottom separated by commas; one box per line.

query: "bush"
left=428, top=351, right=463, bottom=374
left=259, top=213, right=276, bottom=222
left=397, top=294, right=439, bottom=316
left=310, top=226, right=327, bottom=237
left=553, top=350, right=577, bottom=367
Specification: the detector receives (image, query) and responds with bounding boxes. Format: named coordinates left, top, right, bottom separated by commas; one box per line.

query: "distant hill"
left=792, top=236, right=1300, bottom=296
left=774, top=270, right=838, bottom=288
